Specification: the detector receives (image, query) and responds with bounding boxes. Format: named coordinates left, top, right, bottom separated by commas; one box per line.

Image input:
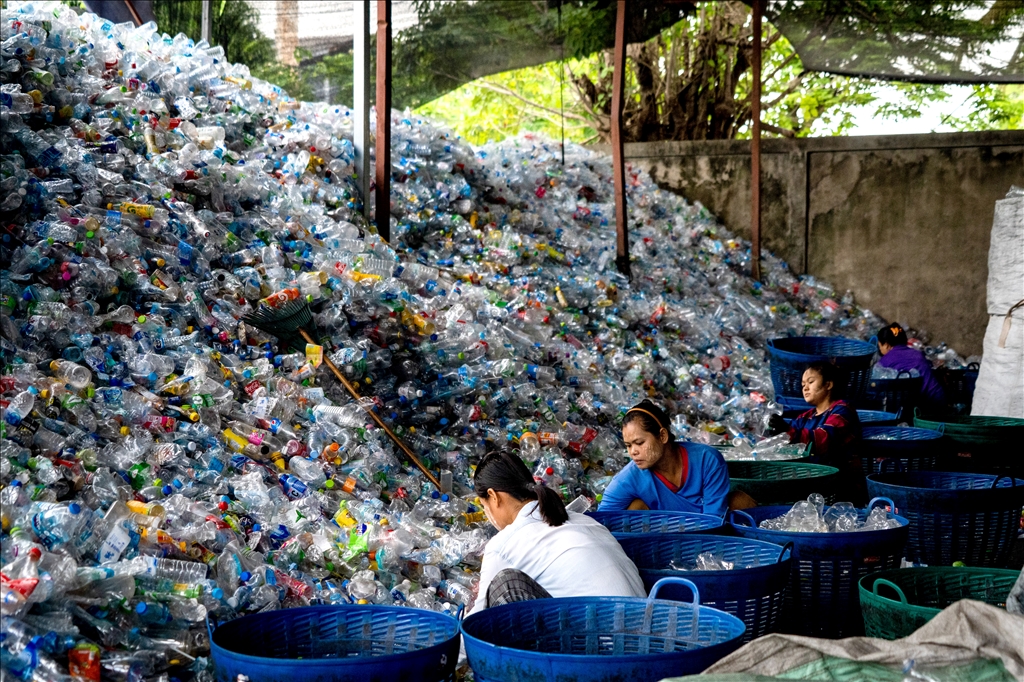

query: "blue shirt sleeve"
left=697, top=447, right=731, bottom=517
left=597, top=462, right=641, bottom=511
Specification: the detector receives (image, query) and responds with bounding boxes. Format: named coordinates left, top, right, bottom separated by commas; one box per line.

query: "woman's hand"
left=767, top=414, right=790, bottom=435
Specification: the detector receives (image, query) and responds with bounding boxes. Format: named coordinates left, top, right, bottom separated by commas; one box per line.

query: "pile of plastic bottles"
left=870, top=366, right=920, bottom=380
left=758, top=494, right=903, bottom=533
left=717, top=432, right=807, bottom=461
left=0, top=3, right=946, bottom=680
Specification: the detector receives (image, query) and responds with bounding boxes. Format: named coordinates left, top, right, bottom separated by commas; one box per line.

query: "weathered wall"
left=620, top=131, right=1024, bottom=355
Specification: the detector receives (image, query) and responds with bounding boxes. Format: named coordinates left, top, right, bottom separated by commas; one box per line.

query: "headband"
left=626, top=407, right=667, bottom=432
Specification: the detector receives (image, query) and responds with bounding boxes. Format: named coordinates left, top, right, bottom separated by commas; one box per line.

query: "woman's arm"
left=700, top=450, right=731, bottom=517
left=468, top=544, right=512, bottom=617
left=596, top=466, right=639, bottom=511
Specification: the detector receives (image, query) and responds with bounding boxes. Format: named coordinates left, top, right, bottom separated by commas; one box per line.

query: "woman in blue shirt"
left=598, top=400, right=732, bottom=517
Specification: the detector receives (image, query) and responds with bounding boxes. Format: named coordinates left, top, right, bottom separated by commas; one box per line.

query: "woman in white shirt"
left=467, top=451, right=645, bottom=616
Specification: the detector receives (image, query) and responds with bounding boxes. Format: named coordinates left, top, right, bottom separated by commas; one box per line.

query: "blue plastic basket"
left=586, top=510, right=723, bottom=538
left=780, top=400, right=902, bottom=427
left=767, top=336, right=877, bottom=404
left=863, top=371, right=923, bottom=414
left=729, top=497, right=909, bottom=639
left=616, top=535, right=793, bottom=642
left=209, top=605, right=461, bottom=682
left=854, top=426, right=945, bottom=475
left=866, top=472, right=1024, bottom=568
left=462, top=577, right=745, bottom=682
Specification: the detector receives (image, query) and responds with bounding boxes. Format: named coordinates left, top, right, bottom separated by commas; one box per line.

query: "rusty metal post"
left=611, top=0, right=630, bottom=278
left=124, top=0, right=143, bottom=27
left=375, top=0, right=392, bottom=242
left=750, top=0, right=763, bottom=281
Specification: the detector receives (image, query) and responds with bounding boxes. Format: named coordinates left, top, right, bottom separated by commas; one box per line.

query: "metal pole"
left=375, top=0, right=392, bottom=242
left=353, top=1, right=371, bottom=219
left=123, top=0, right=142, bottom=27
left=200, top=0, right=212, bottom=44
left=750, top=0, right=763, bottom=281
left=611, top=0, right=630, bottom=279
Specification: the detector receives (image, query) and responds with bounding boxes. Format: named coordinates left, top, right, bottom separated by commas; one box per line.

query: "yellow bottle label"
left=118, top=202, right=155, bottom=219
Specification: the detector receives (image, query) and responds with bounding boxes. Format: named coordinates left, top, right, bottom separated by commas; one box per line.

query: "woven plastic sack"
left=662, top=657, right=1014, bottom=681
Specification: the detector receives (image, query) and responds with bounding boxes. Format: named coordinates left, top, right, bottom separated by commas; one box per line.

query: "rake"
left=243, top=299, right=441, bottom=488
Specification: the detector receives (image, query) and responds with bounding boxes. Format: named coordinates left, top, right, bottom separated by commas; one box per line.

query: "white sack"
left=987, top=193, right=1024, bottom=315
left=972, top=309, right=1024, bottom=418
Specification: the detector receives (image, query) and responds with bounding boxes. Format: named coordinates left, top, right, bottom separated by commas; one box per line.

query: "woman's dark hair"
left=877, top=323, right=908, bottom=347
left=804, top=361, right=843, bottom=398
left=622, top=399, right=673, bottom=439
left=473, top=450, right=568, bottom=527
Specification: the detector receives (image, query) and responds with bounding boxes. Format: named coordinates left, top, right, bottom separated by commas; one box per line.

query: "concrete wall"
left=621, top=131, right=1024, bottom=356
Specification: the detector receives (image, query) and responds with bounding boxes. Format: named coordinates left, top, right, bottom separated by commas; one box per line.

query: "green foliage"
left=769, top=0, right=1024, bottom=81
left=152, top=0, right=273, bottom=69
left=944, top=84, right=1024, bottom=130
left=393, top=0, right=685, bottom=109
left=874, top=82, right=951, bottom=121
left=740, top=30, right=879, bottom=138
left=418, top=60, right=598, bottom=146
left=417, top=2, right=1023, bottom=144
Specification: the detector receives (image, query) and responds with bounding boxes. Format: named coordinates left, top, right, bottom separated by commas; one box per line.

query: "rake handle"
left=299, top=329, right=442, bottom=489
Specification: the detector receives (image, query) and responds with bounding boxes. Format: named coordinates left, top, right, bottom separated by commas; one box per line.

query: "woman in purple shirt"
left=876, top=324, right=945, bottom=409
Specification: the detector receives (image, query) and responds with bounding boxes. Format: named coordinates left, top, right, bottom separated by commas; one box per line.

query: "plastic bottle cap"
left=240, top=571, right=252, bottom=582
left=252, top=524, right=261, bottom=531
left=28, top=548, right=41, bottom=560
left=136, top=602, right=148, bottom=614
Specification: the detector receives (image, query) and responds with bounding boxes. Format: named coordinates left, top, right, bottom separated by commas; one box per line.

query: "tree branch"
left=762, top=122, right=796, bottom=137
left=471, top=80, right=591, bottom=123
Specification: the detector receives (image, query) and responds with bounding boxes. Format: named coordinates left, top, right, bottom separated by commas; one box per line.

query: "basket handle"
left=205, top=613, right=219, bottom=641
left=729, top=509, right=756, bottom=528
left=456, top=603, right=466, bottom=622
left=649, top=577, right=700, bottom=606
left=777, top=541, right=794, bottom=562
left=895, top=370, right=913, bottom=380
left=893, top=407, right=903, bottom=422
left=992, top=475, right=1016, bottom=489
left=872, top=578, right=908, bottom=604
left=967, top=362, right=980, bottom=371
left=868, top=496, right=897, bottom=515
left=879, top=458, right=906, bottom=474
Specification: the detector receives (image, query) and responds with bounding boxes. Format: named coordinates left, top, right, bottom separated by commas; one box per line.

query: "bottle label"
left=98, top=524, right=131, bottom=563
left=305, top=343, right=323, bottom=368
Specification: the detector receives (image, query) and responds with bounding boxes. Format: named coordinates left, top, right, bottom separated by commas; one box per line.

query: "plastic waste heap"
left=0, top=3, right=976, bottom=680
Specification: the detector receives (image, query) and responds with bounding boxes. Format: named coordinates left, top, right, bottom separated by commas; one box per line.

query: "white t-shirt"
left=468, top=501, right=646, bottom=616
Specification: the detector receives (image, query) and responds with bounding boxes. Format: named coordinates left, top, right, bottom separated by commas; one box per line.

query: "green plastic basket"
left=913, top=411, right=1024, bottom=447
left=726, top=461, right=840, bottom=505
left=859, top=567, right=1018, bottom=640
left=913, top=410, right=1024, bottom=475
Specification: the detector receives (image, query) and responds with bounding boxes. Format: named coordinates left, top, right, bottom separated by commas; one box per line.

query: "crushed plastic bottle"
left=0, top=3, right=953, bottom=680
left=668, top=551, right=735, bottom=571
